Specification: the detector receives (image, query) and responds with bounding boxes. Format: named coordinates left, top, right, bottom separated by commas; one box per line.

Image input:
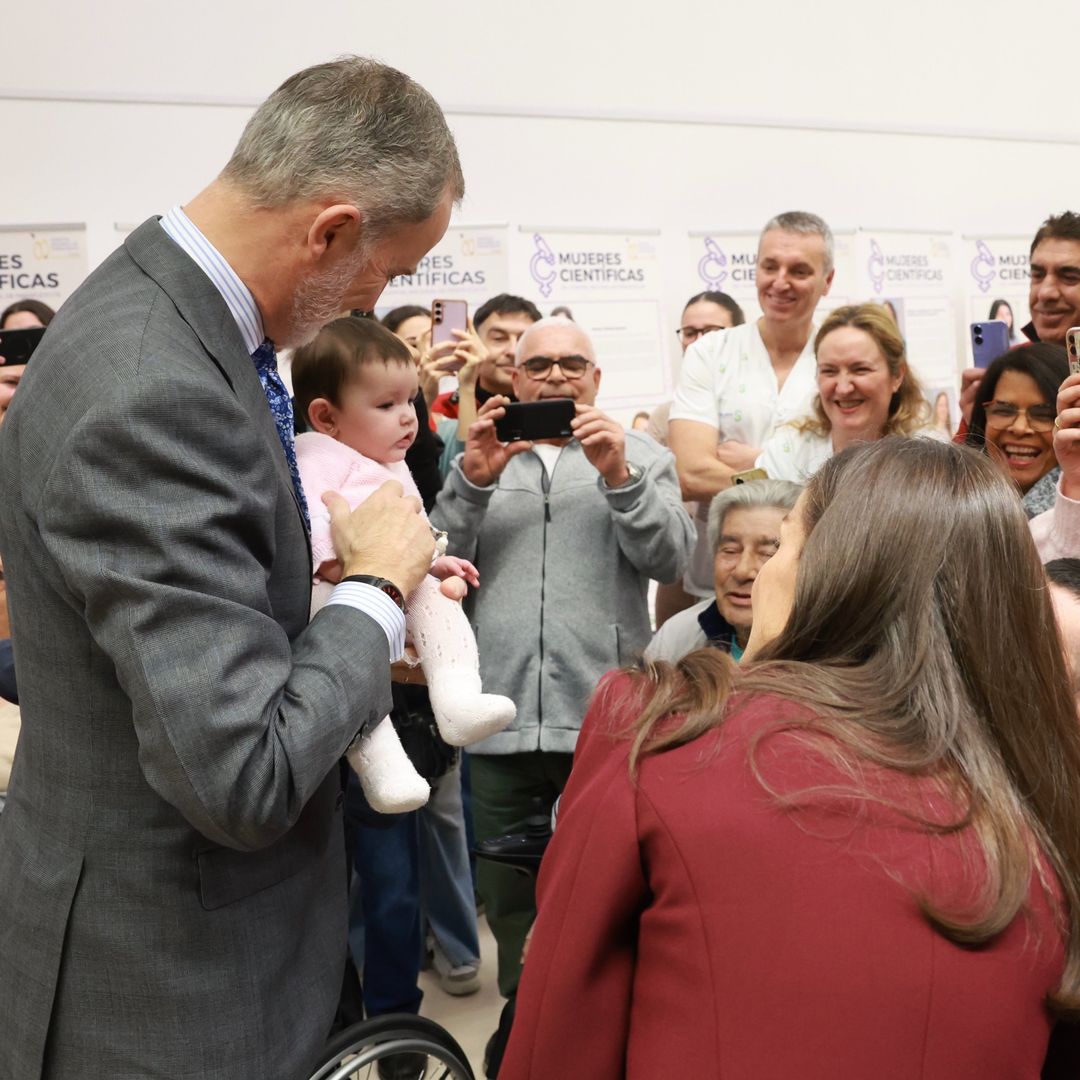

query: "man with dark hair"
left=1025, top=212, right=1080, bottom=345
left=0, top=56, right=458, bottom=1080
left=431, top=292, right=542, bottom=419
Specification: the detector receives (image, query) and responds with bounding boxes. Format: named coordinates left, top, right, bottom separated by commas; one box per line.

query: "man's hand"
left=0, top=358, right=25, bottom=425
left=958, top=367, right=985, bottom=427
left=715, top=440, right=760, bottom=472
left=322, top=480, right=434, bottom=596
left=461, top=395, right=532, bottom=487
left=1056, top=373, right=1080, bottom=500
left=571, top=404, right=630, bottom=486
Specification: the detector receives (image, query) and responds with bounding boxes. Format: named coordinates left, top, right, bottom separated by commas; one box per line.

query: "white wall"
left=4, top=0, right=1080, bottom=393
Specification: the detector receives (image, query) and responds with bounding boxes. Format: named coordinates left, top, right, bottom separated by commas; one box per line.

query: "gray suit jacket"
left=0, top=219, right=392, bottom=1080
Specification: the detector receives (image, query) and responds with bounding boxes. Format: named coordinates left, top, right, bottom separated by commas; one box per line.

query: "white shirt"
left=669, top=321, right=818, bottom=448
left=756, top=423, right=948, bottom=485
left=756, top=426, right=833, bottom=483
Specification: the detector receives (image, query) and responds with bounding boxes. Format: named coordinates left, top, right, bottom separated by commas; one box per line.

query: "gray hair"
left=759, top=210, right=834, bottom=275
left=515, top=316, right=595, bottom=364
left=707, top=478, right=803, bottom=552
left=221, top=56, right=464, bottom=240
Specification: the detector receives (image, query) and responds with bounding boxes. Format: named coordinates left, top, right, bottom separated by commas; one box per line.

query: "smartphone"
left=1067, top=327, right=1080, bottom=376
left=732, top=468, right=768, bottom=485
left=494, top=400, right=576, bottom=443
left=970, top=321, right=1011, bottom=369
left=0, top=325, right=46, bottom=366
left=431, top=299, right=468, bottom=371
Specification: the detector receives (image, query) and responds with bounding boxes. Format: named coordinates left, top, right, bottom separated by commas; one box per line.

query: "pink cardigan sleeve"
left=1030, top=478, right=1080, bottom=563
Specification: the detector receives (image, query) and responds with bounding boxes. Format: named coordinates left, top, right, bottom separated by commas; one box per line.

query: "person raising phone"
left=430, top=316, right=693, bottom=1010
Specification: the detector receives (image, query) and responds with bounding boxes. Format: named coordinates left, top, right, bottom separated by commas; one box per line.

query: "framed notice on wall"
left=379, top=224, right=510, bottom=314
left=509, top=227, right=669, bottom=413
left=0, top=223, right=88, bottom=311
left=852, top=229, right=957, bottom=388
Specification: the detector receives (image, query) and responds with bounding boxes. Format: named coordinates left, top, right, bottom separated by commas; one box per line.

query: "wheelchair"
left=307, top=1012, right=475, bottom=1080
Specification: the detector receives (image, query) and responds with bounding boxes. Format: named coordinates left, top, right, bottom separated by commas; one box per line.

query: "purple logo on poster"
left=970, top=240, right=996, bottom=293
left=867, top=239, right=885, bottom=294
left=529, top=233, right=557, bottom=298
left=697, top=237, right=728, bottom=288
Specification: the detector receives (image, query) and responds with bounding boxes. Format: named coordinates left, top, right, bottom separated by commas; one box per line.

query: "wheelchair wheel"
left=308, top=1012, right=475, bottom=1080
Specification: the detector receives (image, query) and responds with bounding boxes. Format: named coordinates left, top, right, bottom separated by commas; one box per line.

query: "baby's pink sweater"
left=295, top=432, right=426, bottom=579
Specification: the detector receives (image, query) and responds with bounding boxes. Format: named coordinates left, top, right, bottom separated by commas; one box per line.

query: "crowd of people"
left=3, top=54, right=1080, bottom=1080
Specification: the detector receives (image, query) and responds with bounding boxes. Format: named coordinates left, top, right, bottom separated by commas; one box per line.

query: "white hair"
left=515, top=316, right=596, bottom=364
left=707, top=478, right=803, bottom=552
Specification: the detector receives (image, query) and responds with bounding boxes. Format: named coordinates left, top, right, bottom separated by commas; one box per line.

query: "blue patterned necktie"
left=251, top=339, right=310, bottom=530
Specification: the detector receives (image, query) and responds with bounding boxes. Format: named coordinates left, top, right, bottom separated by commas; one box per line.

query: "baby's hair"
left=292, top=316, right=414, bottom=421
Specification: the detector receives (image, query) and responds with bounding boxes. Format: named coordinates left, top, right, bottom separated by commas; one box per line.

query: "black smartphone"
left=494, top=400, right=576, bottom=443
left=970, top=321, right=1011, bottom=369
left=0, top=325, right=46, bottom=366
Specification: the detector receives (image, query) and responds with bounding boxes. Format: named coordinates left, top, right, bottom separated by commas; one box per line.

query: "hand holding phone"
left=431, top=299, right=469, bottom=369
left=0, top=325, right=45, bottom=367
left=1066, top=327, right=1080, bottom=376
left=461, top=395, right=535, bottom=487
left=970, top=321, right=1011, bottom=369
left=494, top=400, right=575, bottom=443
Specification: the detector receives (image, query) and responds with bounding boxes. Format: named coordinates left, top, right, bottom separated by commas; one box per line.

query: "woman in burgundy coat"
left=503, top=437, right=1080, bottom=1079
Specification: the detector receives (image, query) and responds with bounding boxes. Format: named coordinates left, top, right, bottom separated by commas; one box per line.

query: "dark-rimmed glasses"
left=520, top=355, right=593, bottom=380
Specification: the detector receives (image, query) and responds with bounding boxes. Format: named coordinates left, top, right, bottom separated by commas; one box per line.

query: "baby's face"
left=334, top=361, right=420, bottom=464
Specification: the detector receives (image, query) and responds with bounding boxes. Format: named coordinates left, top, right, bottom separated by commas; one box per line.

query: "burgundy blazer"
left=502, top=673, right=1068, bottom=1079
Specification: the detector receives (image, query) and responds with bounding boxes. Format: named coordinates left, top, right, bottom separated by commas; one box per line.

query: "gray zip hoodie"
left=430, top=432, right=695, bottom=754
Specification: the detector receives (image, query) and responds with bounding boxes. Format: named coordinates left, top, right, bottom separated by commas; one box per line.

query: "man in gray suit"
left=0, top=58, right=462, bottom=1080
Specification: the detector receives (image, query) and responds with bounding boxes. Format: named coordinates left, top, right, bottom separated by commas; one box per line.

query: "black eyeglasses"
left=520, top=355, right=593, bottom=380
left=983, top=401, right=1056, bottom=432
left=676, top=326, right=725, bottom=343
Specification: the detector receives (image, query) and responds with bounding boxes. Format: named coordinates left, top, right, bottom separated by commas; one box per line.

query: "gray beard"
left=282, top=251, right=367, bottom=348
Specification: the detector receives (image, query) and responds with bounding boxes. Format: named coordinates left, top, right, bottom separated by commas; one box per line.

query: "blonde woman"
left=757, top=302, right=936, bottom=483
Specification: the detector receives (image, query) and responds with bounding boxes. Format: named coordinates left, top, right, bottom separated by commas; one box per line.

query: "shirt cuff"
left=324, top=581, right=406, bottom=661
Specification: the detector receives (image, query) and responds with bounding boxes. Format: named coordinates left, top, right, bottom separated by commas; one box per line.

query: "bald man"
left=431, top=317, right=693, bottom=999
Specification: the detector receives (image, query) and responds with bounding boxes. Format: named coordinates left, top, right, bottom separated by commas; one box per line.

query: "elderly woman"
left=965, top=343, right=1069, bottom=518
left=502, top=438, right=1080, bottom=1079
left=757, top=302, right=934, bottom=483
left=644, top=478, right=800, bottom=663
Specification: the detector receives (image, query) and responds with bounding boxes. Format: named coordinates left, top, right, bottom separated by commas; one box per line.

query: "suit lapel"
left=124, top=218, right=309, bottom=535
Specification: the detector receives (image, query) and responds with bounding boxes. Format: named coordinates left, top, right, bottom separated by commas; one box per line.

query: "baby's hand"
left=430, top=555, right=480, bottom=600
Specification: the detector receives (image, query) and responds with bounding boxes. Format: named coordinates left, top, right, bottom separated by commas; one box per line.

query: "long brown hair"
left=626, top=437, right=1080, bottom=1011
left=796, top=303, right=929, bottom=438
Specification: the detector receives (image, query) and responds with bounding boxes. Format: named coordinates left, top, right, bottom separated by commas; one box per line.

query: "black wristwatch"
left=340, top=575, right=406, bottom=612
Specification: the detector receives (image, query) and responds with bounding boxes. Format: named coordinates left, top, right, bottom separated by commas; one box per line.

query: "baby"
left=292, top=317, right=515, bottom=812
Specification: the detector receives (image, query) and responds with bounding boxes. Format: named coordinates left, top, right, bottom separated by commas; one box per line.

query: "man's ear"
left=307, top=397, right=338, bottom=435
left=307, top=204, right=363, bottom=262
left=822, top=267, right=836, bottom=296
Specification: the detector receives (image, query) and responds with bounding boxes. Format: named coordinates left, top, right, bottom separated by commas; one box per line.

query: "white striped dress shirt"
left=159, top=206, right=406, bottom=658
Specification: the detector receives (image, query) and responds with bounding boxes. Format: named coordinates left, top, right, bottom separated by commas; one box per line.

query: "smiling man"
left=1025, top=213, right=1080, bottom=346
left=0, top=57, right=460, bottom=1080
left=669, top=211, right=835, bottom=501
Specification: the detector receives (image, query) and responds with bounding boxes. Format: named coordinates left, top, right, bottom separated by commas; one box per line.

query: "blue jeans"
left=348, top=758, right=480, bottom=1017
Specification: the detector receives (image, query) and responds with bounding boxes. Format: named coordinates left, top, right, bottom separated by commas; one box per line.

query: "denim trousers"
left=348, top=757, right=480, bottom=1016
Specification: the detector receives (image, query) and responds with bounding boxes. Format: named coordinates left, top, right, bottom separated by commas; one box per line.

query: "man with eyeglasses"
left=669, top=211, right=835, bottom=501
left=431, top=316, right=693, bottom=1004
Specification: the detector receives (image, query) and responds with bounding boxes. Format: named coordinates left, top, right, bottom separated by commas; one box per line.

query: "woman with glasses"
left=965, top=343, right=1069, bottom=517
